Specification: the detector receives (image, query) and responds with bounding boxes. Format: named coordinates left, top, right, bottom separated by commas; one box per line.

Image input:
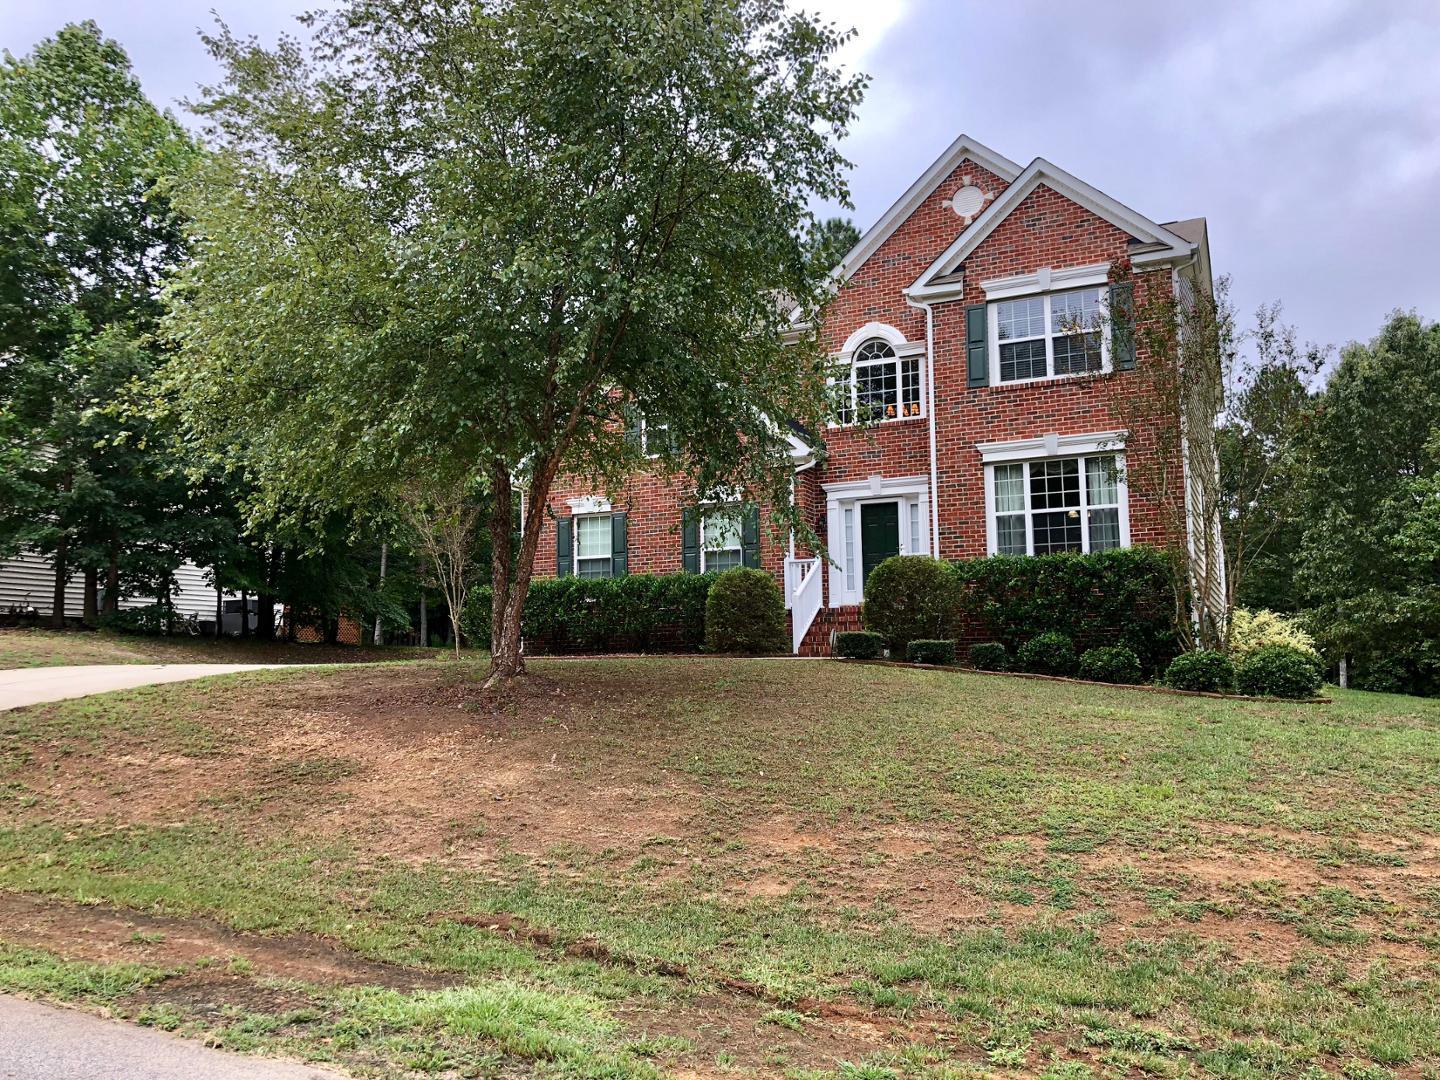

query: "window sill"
left=988, top=368, right=1111, bottom=390
left=827, top=414, right=928, bottom=431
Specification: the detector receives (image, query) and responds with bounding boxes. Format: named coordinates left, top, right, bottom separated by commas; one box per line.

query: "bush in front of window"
left=860, top=555, right=962, bottom=655
left=835, top=630, right=886, bottom=659
left=704, top=568, right=787, bottom=655
left=1016, top=631, right=1078, bottom=677
left=1234, top=644, right=1324, bottom=699
left=1077, top=645, right=1143, bottom=685
left=906, top=639, right=956, bottom=666
left=952, top=548, right=1178, bottom=676
left=1161, top=650, right=1234, bottom=693
left=461, top=572, right=714, bottom=654
left=968, top=641, right=1009, bottom=671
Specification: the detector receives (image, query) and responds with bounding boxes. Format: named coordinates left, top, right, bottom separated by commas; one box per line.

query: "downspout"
left=905, top=293, right=941, bottom=556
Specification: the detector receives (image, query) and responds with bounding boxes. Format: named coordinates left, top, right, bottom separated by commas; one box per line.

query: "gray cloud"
left=3, top=0, right=1435, bottom=350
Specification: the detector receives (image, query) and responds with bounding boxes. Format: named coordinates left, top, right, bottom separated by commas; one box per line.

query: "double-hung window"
left=990, top=454, right=1124, bottom=555
left=700, top=507, right=743, bottom=572
left=830, top=338, right=922, bottom=424
left=574, top=514, right=615, bottom=578
left=993, top=286, right=1105, bottom=384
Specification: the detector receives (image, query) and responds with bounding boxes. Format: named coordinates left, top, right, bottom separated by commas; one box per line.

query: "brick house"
left=535, top=135, right=1216, bottom=654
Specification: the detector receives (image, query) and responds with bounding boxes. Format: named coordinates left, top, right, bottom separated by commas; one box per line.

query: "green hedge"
left=906, top=639, right=956, bottom=665
left=705, top=569, right=787, bottom=654
left=835, top=630, right=885, bottom=659
left=952, top=548, right=1178, bottom=675
left=462, top=573, right=714, bottom=654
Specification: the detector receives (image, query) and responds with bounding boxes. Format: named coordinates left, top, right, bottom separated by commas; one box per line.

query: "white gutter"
left=904, top=293, right=942, bottom=556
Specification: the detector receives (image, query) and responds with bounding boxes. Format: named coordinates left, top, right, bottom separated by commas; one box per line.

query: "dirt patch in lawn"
left=0, top=891, right=449, bottom=990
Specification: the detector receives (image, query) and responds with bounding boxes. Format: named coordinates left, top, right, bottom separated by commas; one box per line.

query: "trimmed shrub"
left=704, top=568, right=787, bottom=654
left=1163, top=650, right=1234, bottom=693
left=835, top=630, right=886, bottom=659
left=1235, top=644, right=1324, bottom=699
left=1077, top=645, right=1143, bottom=684
left=1016, top=631, right=1078, bottom=677
left=1229, top=608, right=1318, bottom=660
left=462, top=572, right=714, bottom=654
left=952, top=548, right=1178, bottom=675
left=968, top=641, right=1008, bottom=671
left=861, top=556, right=962, bottom=654
left=906, top=639, right=956, bottom=666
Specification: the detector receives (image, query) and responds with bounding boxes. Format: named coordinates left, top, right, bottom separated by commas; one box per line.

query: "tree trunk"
left=239, top=590, right=250, bottom=638
left=372, top=542, right=387, bottom=646
left=215, top=584, right=224, bottom=639
left=49, top=536, right=68, bottom=629
left=486, top=454, right=561, bottom=686
left=102, top=544, right=120, bottom=616
left=82, top=568, right=98, bottom=626
left=257, top=545, right=279, bottom=641
left=419, top=593, right=428, bottom=648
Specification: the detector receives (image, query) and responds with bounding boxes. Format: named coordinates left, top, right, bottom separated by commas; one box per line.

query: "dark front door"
left=860, top=502, right=900, bottom=588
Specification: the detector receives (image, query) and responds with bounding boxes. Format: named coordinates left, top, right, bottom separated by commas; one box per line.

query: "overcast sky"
left=4, top=0, right=1437, bottom=353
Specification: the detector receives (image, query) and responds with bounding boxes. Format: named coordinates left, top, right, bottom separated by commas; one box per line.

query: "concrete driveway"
left=0, top=664, right=290, bottom=711
left=0, top=994, right=347, bottom=1078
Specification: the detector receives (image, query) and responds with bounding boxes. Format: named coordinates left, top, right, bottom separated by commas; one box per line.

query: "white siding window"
left=989, top=454, right=1126, bottom=555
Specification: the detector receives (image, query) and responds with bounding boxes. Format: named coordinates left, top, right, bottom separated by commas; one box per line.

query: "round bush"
left=906, top=639, right=956, bottom=666
left=1078, top=645, right=1143, bottom=684
left=1235, top=644, right=1324, bottom=699
left=704, top=568, right=786, bottom=654
left=968, top=641, right=1008, bottom=671
left=1016, top=631, right=1078, bottom=676
left=835, top=630, right=885, bottom=659
left=1163, top=650, right=1235, bottom=693
left=860, top=556, right=962, bottom=654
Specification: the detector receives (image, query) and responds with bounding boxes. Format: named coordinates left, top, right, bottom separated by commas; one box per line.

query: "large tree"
left=0, top=22, right=195, bottom=623
left=162, top=0, right=862, bottom=682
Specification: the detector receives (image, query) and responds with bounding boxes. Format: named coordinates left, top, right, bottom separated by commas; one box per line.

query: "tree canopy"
left=162, top=0, right=864, bottom=678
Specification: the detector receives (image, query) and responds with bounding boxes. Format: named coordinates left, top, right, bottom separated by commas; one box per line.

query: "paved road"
left=0, top=664, right=291, bottom=711
left=0, top=995, right=348, bottom=1078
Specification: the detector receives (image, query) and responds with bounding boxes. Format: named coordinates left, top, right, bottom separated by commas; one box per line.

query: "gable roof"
left=906, top=157, right=1197, bottom=299
left=834, top=134, right=1023, bottom=283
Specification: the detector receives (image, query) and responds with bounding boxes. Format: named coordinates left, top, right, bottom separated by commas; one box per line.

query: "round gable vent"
left=949, top=184, right=986, bottom=219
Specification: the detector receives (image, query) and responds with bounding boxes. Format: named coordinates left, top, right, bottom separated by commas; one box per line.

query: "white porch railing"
left=786, top=556, right=823, bottom=654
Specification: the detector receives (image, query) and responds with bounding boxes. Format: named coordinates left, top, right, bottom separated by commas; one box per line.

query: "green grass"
left=0, top=627, right=456, bottom=668
left=1, top=657, right=1438, bottom=1077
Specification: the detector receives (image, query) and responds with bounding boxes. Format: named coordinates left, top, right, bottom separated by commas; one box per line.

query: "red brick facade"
left=535, top=137, right=1207, bottom=646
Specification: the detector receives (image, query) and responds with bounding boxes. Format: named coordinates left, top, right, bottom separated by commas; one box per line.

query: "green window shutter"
left=965, top=303, right=989, bottom=387
left=741, top=504, right=761, bottom=568
left=555, top=515, right=572, bottom=577
left=1110, top=281, right=1136, bottom=370
left=610, top=512, right=628, bottom=577
left=622, top=403, right=642, bottom=452
left=681, top=509, right=700, bottom=574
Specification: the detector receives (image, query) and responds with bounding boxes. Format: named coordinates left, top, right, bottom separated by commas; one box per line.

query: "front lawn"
left=1, top=658, right=1437, bottom=1078
left=0, top=627, right=451, bottom=668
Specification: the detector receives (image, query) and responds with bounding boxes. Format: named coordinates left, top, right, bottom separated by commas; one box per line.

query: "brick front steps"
left=793, top=605, right=862, bottom=657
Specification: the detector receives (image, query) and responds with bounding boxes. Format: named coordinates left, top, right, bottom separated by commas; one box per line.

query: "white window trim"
left=638, top=417, right=670, bottom=458
left=822, top=474, right=932, bottom=607
left=566, top=495, right=613, bottom=515
left=980, top=263, right=1110, bottom=300
left=976, top=430, right=1127, bottom=464
left=699, top=505, right=744, bottom=573
left=573, top=512, right=615, bottom=578
left=827, top=322, right=927, bottom=429
left=988, top=285, right=1111, bottom=388
left=983, top=452, right=1131, bottom=557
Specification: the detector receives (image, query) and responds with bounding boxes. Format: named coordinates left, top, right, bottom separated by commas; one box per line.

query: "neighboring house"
left=0, top=549, right=247, bottom=630
left=536, top=134, right=1217, bottom=654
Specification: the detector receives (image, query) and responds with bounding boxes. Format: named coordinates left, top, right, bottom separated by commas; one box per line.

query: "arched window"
left=830, top=336, right=922, bottom=424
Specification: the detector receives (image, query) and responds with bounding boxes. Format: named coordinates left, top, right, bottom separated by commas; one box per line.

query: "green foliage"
left=1016, top=632, right=1078, bottom=677
left=1163, top=650, right=1235, bottom=693
left=96, top=604, right=173, bottom=636
left=464, top=574, right=713, bottom=654
left=1235, top=644, right=1324, bottom=699
left=968, top=641, right=1009, bottom=671
left=162, top=0, right=864, bottom=675
left=905, top=639, right=956, bottom=666
left=705, top=569, right=786, bottom=655
left=1077, top=645, right=1142, bottom=685
left=952, top=548, right=1177, bottom=675
left=804, top=216, right=860, bottom=271
left=861, top=556, right=961, bottom=654
left=1230, top=608, right=1317, bottom=659
left=835, top=631, right=885, bottom=660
